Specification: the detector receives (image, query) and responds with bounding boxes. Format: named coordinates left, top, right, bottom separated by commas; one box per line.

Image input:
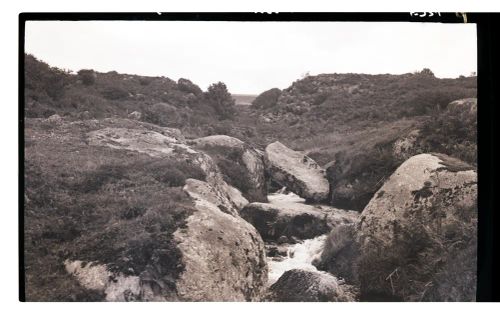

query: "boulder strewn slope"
left=24, top=117, right=267, bottom=301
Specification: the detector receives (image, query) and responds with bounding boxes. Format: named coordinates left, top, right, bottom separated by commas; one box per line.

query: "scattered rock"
left=45, top=114, right=62, bottom=123
left=267, top=269, right=357, bottom=302
left=128, top=111, right=142, bottom=120
left=265, top=141, right=329, bottom=202
left=64, top=260, right=158, bottom=301
left=357, top=153, right=477, bottom=301
left=265, top=244, right=288, bottom=258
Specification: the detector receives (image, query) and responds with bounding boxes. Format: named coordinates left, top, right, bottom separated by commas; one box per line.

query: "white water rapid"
left=266, top=191, right=331, bottom=285
left=267, top=234, right=328, bottom=284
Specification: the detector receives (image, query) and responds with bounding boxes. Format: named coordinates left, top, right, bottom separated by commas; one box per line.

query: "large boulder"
left=191, top=135, right=267, bottom=202
left=267, top=269, right=357, bottom=302
left=241, top=194, right=358, bottom=242
left=265, top=141, right=329, bottom=202
left=172, top=179, right=268, bottom=301
left=356, top=153, right=477, bottom=301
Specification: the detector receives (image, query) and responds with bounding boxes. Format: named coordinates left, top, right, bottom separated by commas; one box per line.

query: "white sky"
left=25, top=21, right=477, bottom=94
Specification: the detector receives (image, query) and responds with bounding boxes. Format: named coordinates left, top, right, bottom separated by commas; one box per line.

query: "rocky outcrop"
left=61, top=120, right=268, bottom=301
left=192, top=135, right=267, bottom=202
left=87, top=125, right=247, bottom=215
left=265, top=141, right=329, bottom=202
left=173, top=178, right=267, bottom=301
left=241, top=194, right=358, bottom=242
left=267, top=269, right=357, bottom=302
left=65, top=178, right=267, bottom=301
left=356, top=153, right=477, bottom=301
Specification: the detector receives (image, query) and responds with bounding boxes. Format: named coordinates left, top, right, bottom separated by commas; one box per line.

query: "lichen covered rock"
left=267, top=269, right=357, bottom=302
left=173, top=179, right=268, bottom=301
left=357, top=153, right=477, bottom=301
left=265, top=141, right=329, bottom=202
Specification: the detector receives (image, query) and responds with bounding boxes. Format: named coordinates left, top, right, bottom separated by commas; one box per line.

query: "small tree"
left=419, top=68, right=435, bottom=77
left=77, top=69, right=96, bottom=86
left=205, top=82, right=236, bottom=120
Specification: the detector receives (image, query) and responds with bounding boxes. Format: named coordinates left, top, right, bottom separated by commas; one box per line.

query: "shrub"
left=251, top=88, right=282, bottom=109
left=419, top=100, right=477, bottom=165
left=205, top=82, right=236, bottom=120
left=101, top=86, right=129, bottom=100
left=138, top=77, right=151, bottom=86
left=25, top=54, right=70, bottom=101
left=146, top=159, right=206, bottom=186
left=77, top=69, right=96, bottom=86
left=78, top=164, right=129, bottom=193
left=120, top=205, right=147, bottom=220
left=217, top=157, right=253, bottom=194
left=142, top=103, right=179, bottom=127
left=177, top=78, right=202, bottom=95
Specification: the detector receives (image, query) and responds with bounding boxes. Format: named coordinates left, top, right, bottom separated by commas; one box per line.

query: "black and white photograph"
left=19, top=13, right=496, bottom=302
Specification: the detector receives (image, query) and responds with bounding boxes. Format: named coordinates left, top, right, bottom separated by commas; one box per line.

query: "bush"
left=205, top=82, right=236, bottom=120
left=77, top=69, right=96, bottom=86
left=419, top=100, right=477, bottom=165
left=177, top=78, right=202, bottom=95
left=78, top=164, right=129, bottom=193
left=25, top=54, right=70, bottom=101
left=146, top=159, right=206, bottom=186
left=217, top=157, right=253, bottom=194
left=251, top=88, right=282, bottom=109
left=101, top=86, right=129, bottom=100
left=142, top=103, right=179, bottom=127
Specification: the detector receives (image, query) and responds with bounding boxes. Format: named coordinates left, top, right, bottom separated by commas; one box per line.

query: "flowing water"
left=266, top=191, right=330, bottom=284
left=267, top=234, right=328, bottom=284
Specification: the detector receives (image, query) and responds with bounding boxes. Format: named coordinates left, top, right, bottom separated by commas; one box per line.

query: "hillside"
left=242, top=71, right=477, bottom=210
left=24, top=54, right=241, bottom=138
left=23, top=54, right=478, bottom=301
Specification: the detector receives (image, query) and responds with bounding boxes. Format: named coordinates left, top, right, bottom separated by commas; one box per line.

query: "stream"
left=265, top=191, right=332, bottom=285
left=267, top=234, right=328, bottom=284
